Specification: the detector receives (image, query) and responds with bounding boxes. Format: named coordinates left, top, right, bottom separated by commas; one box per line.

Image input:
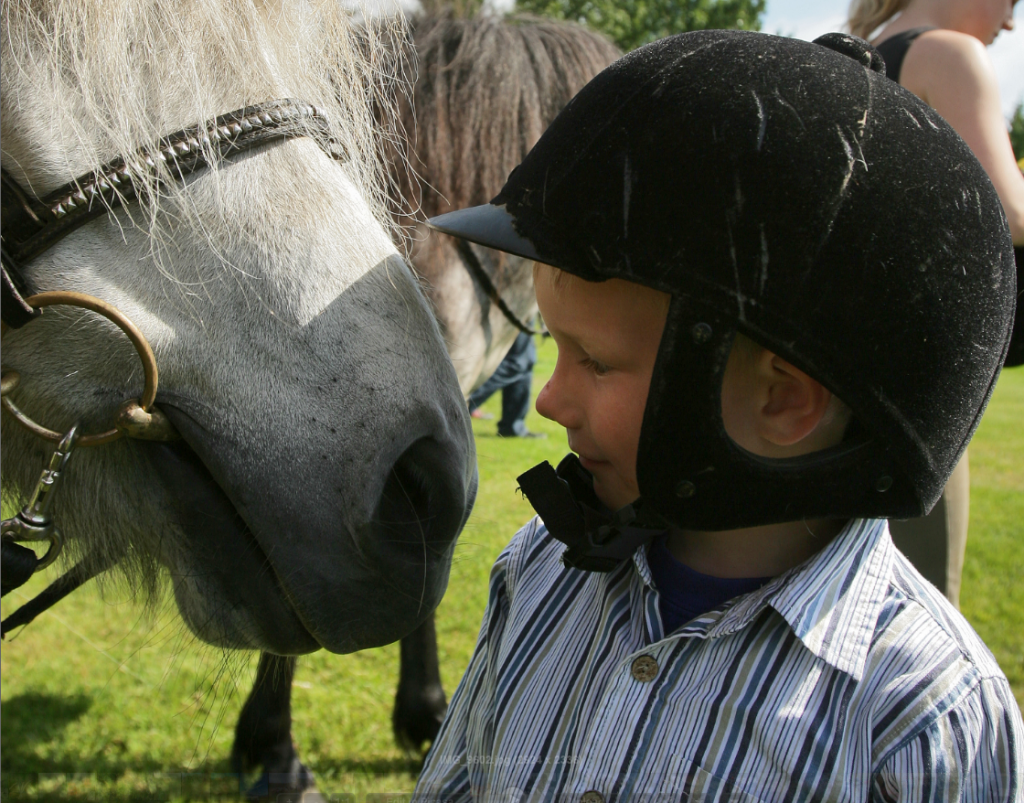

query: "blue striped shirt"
left=414, top=517, right=1023, bottom=802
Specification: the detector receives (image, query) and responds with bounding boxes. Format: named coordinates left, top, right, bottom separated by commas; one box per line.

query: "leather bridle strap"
left=1, top=256, right=39, bottom=329
left=455, top=237, right=540, bottom=336
left=1, top=549, right=121, bottom=638
left=1, top=99, right=334, bottom=329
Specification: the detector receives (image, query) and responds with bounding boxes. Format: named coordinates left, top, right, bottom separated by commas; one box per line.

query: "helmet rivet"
left=674, top=480, right=696, bottom=499
left=691, top=323, right=713, bottom=344
left=875, top=475, right=893, bottom=492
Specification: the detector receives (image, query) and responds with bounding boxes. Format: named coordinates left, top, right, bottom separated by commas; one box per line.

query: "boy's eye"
left=581, top=356, right=611, bottom=376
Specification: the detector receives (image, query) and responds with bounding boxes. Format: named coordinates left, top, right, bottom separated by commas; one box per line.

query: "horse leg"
left=231, top=652, right=316, bottom=801
left=392, top=613, right=447, bottom=753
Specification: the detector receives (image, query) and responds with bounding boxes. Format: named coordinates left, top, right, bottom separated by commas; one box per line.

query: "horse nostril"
left=374, top=438, right=464, bottom=549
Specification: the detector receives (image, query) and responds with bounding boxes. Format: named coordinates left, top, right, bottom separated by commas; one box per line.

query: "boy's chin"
left=592, top=478, right=639, bottom=514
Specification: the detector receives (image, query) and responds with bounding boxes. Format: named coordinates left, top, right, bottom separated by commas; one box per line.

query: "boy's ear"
left=757, top=352, right=833, bottom=448
left=722, top=336, right=841, bottom=457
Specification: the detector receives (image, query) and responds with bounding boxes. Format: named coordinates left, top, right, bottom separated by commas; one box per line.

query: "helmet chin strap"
left=517, top=454, right=666, bottom=572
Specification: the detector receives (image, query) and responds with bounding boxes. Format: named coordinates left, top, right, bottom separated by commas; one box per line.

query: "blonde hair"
left=847, top=0, right=910, bottom=39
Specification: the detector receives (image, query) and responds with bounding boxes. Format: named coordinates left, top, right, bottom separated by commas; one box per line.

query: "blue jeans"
left=467, top=332, right=536, bottom=437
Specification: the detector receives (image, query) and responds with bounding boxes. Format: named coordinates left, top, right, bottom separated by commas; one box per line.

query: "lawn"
left=2, top=340, right=1022, bottom=801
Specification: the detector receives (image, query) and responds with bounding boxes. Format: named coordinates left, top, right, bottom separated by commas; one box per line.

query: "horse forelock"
left=390, top=12, right=621, bottom=226
left=0, top=0, right=412, bottom=253
left=383, top=13, right=619, bottom=393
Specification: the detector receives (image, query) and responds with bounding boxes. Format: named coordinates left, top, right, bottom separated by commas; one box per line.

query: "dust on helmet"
left=430, top=31, right=1016, bottom=537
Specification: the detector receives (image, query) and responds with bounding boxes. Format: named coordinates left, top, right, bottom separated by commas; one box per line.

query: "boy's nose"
left=535, top=372, right=580, bottom=430
left=534, top=379, right=559, bottom=423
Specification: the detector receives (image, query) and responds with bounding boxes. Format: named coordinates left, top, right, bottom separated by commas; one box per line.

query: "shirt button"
left=631, top=655, right=659, bottom=682
left=580, top=792, right=605, bottom=803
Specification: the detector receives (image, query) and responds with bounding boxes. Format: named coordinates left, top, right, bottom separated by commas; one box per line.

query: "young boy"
left=414, top=30, right=1023, bottom=801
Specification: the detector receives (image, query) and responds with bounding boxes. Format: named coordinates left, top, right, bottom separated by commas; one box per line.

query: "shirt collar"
left=632, top=519, right=893, bottom=681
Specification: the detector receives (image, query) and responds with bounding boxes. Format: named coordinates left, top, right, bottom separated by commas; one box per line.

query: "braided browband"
left=2, top=99, right=333, bottom=273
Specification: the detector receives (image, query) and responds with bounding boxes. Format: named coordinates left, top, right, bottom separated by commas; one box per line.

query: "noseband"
left=1, top=98, right=337, bottom=609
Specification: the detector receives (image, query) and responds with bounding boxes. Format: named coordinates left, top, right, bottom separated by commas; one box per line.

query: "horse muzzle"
left=139, top=399, right=476, bottom=655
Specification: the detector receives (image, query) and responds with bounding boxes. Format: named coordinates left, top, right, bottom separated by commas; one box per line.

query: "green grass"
left=959, top=364, right=1024, bottom=698
left=2, top=341, right=1022, bottom=801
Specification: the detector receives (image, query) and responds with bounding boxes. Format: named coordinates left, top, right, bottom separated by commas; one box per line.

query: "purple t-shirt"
left=648, top=536, right=771, bottom=634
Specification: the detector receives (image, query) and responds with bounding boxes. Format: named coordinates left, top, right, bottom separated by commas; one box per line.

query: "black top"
left=874, top=26, right=936, bottom=82
left=648, top=537, right=770, bottom=633
left=1009, top=246, right=1024, bottom=367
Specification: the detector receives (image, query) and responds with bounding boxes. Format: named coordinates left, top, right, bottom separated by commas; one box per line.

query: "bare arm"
left=901, top=29, right=1024, bottom=245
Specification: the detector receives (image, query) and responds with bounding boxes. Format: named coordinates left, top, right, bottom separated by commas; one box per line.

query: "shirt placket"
left=560, top=646, right=659, bottom=802
left=561, top=625, right=720, bottom=802
left=561, top=559, right=765, bottom=803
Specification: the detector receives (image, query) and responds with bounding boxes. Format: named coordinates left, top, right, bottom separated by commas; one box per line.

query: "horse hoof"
left=392, top=688, right=447, bottom=755
left=244, top=758, right=316, bottom=802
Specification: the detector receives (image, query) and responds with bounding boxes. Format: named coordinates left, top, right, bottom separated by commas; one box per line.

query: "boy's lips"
left=568, top=438, right=607, bottom=470
left=578, top=454, right=608, bottom=472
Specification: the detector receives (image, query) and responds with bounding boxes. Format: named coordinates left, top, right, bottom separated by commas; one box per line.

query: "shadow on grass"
left=1, top=692, right=93, bottom=754
left=0, top=690, right=184, bottom=774
left=2, top=692, right=233, bottom=801
left=0, top=752, right=423, bottom=802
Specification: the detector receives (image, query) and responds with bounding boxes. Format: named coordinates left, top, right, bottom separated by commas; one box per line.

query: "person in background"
left=848, top=0, right=1024, bottom=608
left=468, top=331, right=546, bottom=439
left=849, top=0, right=1023, bottom=276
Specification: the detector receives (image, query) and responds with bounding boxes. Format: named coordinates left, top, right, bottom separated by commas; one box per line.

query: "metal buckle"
left=1, top=424, right=79, bottom=571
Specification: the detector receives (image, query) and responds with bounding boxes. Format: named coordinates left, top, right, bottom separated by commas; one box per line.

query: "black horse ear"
left=813, top=32, right=887, bottom=74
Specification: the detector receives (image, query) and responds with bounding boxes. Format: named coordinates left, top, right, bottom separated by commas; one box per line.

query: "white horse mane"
left=1, top=0, right=411, bottom=253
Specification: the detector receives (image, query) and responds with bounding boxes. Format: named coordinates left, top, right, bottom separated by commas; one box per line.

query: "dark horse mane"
left=392, top=12, right=621, bottom=223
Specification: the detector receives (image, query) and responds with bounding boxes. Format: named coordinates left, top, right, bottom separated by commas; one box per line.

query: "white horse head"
left=1, top=0, right=476, bottom=655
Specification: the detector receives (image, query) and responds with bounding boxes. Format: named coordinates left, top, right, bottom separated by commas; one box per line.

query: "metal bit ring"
left=1, top=291, right=159, bottom=447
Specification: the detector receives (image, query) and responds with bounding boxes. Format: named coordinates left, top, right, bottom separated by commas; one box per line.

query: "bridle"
left=2, top=99, right=335, bottom=329
left=1, top=99, right=338, bottom=630
left=453, top=237, right=539, bottom=337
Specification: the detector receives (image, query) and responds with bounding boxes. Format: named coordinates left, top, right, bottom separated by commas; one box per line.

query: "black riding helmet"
left=430, top=31, right=1016, bottom=539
